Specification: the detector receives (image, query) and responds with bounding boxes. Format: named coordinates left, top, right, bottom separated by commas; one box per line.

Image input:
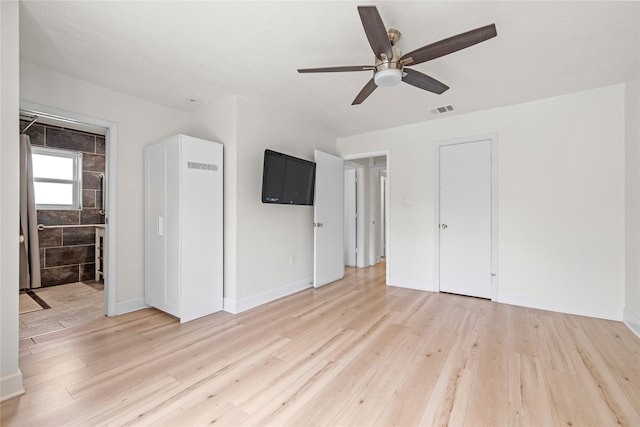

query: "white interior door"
left=314, top=150, right=344, bottom=287
left=344, top=168, right=357, bottom=267
left=439, top=140, right=492, bottom=298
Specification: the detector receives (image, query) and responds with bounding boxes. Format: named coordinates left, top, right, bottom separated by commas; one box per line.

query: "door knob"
left=440, top=223, right=448, bottom=229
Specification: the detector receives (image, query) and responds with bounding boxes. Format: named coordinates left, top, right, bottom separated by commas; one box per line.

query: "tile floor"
left=19, top=281, right=104, bottom=341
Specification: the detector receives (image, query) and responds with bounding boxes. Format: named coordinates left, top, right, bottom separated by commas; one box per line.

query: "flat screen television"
left=261, top=149, right=316, bottom=205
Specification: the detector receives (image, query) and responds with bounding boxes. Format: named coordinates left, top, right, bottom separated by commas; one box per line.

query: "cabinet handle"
left=157, top=216, right=164, bottom=236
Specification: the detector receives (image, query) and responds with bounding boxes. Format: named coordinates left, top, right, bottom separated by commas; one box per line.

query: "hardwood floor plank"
left=418, top=325, right=482, bottom=426
left=116, top=337, right=291, bottom=426
left=373, top=323, right=457, bottom=425
left=336, top=329, right=425, bottom=426
left=508, top=352, right=554, bottom=426
left=3, top=262, right=639, bottom=426
left=279, top=320, right=405, bottom=426
left=460, top=305, right=510, bottom=427
left=543, top=368, right=602, bottom=426
left=567, top=326, right=640, bottom=425
left=233, top=331, right=356, bottom=416
left=533, top=313, right=578, bottom=374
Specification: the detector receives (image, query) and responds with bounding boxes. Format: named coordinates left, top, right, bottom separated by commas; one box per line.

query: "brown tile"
left=63, top=227, right=96, bottom=246
left=96, top=136, right=106, bottom=155
left=83, top=171, right=102, bottom=190
left=83, top=190, right=96, bottom=208
left=37, top=210, right=80, bottom=226
left=83, top=153, right=105, bottom=173
left=45, top=245, right=95, bottom=267
left=81, top=209, right=105, bottom=225
left=40, top=265, right=79, bottom=287
left=80, top=263, right=96, bottom=282
left=45, top=128, right=95, bottom=153
left=38, top=228, right=62, bottom=248
left=21, top=122, right=45, bottom=146
left=39, top=248, right=45, bottom=268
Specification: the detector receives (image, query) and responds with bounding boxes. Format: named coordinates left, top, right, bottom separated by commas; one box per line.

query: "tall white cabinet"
left=144, top=134, right=223, bottom=323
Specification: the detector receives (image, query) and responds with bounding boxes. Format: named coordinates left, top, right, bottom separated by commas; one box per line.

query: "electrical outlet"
left=289, top=255, right=295, bottom=265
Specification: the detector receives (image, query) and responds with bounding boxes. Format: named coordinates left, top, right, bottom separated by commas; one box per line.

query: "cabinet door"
left=144, top=144, right=168, bottom=311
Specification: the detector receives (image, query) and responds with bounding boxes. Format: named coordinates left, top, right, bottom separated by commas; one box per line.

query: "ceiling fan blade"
left=352, top=78, right=377, bottom=105
left=400, top=24, right=497, bottom=66
left=357, top=6, right=393, bottom=59
left=402, top=68, right=449, bottom=94
left=297, top=65, right=374, bottom=73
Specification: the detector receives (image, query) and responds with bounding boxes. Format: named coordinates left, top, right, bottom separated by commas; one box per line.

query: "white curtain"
left=19, top=134, right=41, bottom=290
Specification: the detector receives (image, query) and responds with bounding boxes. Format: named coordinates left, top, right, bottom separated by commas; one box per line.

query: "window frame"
left=31, top=146, right=83, bottom=210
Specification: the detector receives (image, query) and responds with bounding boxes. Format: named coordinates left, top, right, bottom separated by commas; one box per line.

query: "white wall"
left=20, top=62, right=189, bottom=312
left=625, top=76, right=640, bottom=335
left=338, top=85, right=626, bottom=320
left=235, top=97, right=337, bottom=305
left=189, top=96, right=336, bottom=312
left=0, top=0, right=24, bottom=402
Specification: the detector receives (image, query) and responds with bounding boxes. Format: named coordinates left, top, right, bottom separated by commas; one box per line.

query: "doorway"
left=18, top=101, right=117, bottom=339
left=435, top=135, right=497, bottom=299
left=343, top=151, right=390, bottom=285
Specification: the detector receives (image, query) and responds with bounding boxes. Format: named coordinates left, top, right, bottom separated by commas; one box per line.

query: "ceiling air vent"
left=430, top=105, right=454, bottom=115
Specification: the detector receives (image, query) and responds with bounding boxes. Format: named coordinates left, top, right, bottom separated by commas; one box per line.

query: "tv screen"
left=262, top=149, right=316, bottom=205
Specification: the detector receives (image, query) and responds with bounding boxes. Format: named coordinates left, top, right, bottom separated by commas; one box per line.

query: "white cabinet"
left=144, top=134, right=223, bottom=323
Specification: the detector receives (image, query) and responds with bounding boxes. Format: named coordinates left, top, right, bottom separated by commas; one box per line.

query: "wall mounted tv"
left=261, top=149, right=316, bottom=205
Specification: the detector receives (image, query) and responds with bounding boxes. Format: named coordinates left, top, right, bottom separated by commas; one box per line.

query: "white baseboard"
left=1, top=369, right=24, bottom=402
left=224, top=278, right=312, bottom=314
left=497, top=292, right=623, bottom=321
left=388, top=276, right=433, bottom=292
left=223, top=297, right=237, bottom=314
left=623, top=307, right=640, bottom=339
left=115, top=297, right=148, bottom=315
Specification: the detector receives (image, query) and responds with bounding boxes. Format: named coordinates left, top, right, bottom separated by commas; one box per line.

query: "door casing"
left=20, top=100, right=118, bottom=316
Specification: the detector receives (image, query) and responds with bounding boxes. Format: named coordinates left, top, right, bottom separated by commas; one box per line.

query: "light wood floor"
left=2, top=263, right=639, bottom=426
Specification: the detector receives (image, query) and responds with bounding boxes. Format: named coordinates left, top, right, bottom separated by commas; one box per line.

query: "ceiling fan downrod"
left=374, top=29, right=403, bottom=87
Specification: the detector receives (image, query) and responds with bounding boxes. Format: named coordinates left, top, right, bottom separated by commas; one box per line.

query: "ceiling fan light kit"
left=374, top=68, right=402, bottom=87
left=297, top=5, right=497, bottom=105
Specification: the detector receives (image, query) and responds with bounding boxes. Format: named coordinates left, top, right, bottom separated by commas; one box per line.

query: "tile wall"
left=21, top=120, right=106, bottom=287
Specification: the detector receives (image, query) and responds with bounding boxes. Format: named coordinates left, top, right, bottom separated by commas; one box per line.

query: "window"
left=32, top=147, right=83, bottom=210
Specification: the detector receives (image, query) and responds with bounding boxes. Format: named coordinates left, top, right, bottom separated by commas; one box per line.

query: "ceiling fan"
left=297, top=6, right=497, bottom=105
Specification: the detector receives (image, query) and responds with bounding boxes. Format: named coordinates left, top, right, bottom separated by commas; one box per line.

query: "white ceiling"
left=19, top=1, right=640, bottom=137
